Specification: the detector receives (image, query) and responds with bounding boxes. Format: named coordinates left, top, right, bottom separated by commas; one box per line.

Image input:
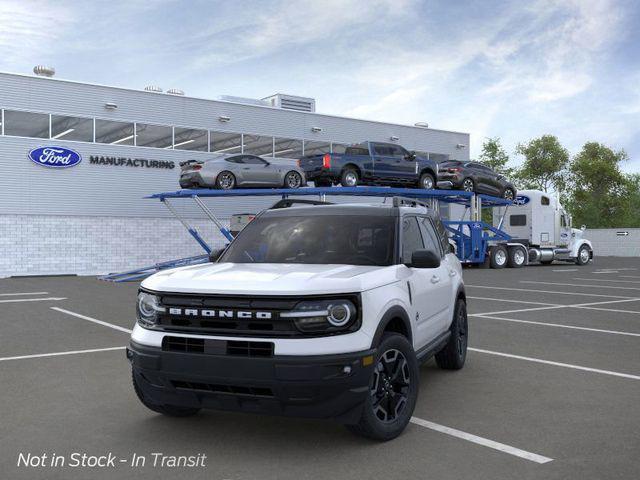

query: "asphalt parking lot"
left=1, top=257, right=639, bottom=480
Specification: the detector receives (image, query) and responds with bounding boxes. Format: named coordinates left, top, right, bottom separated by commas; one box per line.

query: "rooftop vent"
left=33, top=65, right=55, bottom=77
left=144, top=85, right=163, bottom=93
left=262, top=94, right=316, bottom=113
left=167, top=88, right=185, bottom=96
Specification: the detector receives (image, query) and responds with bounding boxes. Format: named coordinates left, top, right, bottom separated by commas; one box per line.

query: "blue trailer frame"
left=100, top=187, right=511, bottom=281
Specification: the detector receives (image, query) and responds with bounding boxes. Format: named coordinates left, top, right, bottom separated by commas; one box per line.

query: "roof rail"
left=391, top=196, right=430, bottom=209
left=270, top=198, right=334, bottom=209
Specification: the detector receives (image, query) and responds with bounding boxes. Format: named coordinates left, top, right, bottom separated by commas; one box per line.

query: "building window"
left=303, top=140, right=331, bottom=156
left=331, top=143, right=348, bottom=154
left=3, top=110, right=49, bottom=138
left=173, top=127, right=208, bottom=151
left=243, top=134, right=274, bottom=156
left=274, top=137, right=303, bottom=158
left=135, top=123, right=172, bottom=149
left=51, top=115, right=93, bottom=142
left=210, top=131, right=242, bottom=154
left=95, top=119, right=135, bottom=145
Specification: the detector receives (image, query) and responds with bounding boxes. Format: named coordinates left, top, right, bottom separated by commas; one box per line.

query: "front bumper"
left=128, top=341, right=376, bottom=423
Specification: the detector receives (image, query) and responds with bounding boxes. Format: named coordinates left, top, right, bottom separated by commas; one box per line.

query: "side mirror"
left=208, top=248, right=224, bottom=262
left=406, top=249, right=440, bottom=268
left=404, top=151, right=416, bottom=161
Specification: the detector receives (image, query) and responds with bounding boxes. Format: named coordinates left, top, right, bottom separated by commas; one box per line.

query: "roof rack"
left=270, top=198, right=334, bottom=209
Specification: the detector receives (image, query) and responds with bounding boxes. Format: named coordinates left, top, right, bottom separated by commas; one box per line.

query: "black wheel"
left=461, top=178, right=475, bottom=192
left=489, top=245, right=508, bottom=269
left=502, top=187, right=515, bottom=200
left=132, top=370, right=200, bottom=417
left=507, top=246, right=526, bottom=268
left=576, top=245, right=591, bottom=265
left=435, top=298, right=468, bottom=370
left=346, top=333, right=419, bottom=441
left=216, top=171, right=236, bottom=190
left=418, top=172, right=435, bottom=190
left=284, top=171, right=303, bottom=189
left=340, top=168, right=359, bottom=187
left=314, top=179, right=332, bottom=187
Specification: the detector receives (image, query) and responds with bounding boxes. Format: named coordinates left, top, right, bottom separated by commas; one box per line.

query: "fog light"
left=362, top=355, right=374, bottom=366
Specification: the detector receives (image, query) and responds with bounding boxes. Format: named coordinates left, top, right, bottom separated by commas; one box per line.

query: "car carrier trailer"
left=100, top=186, right=591, bottom=282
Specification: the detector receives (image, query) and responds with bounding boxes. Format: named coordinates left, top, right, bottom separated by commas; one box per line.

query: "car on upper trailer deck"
left=437, top=160, right=517, bottom=200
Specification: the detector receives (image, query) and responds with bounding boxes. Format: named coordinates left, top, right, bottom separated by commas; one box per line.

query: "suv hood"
left=141, top=262, right=401, bottom=295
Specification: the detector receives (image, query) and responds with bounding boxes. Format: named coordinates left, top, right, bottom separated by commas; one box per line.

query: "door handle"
left=449, top=270, right=457, bottom=277
left=242, top=167, right=250, bottom=170
left=430, top=275, right=440, bottom=284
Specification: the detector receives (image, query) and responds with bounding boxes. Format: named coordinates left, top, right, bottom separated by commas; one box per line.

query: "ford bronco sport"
left=128, top=197, right=467, bottom=440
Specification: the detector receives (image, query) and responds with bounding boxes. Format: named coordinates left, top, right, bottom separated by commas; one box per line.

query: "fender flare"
left=571, top=238, right=593, bottom=257
left=370, top=305, right=412, bottom=348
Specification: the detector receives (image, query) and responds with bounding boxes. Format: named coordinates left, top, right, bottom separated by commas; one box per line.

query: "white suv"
left=128, top=198, right=467, bottom=440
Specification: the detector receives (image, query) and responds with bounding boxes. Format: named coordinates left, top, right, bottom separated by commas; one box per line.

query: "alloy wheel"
left=503, top=189, right=515, bottom=200
left=286, top=172, right=301, bottom=188
left=218, top=172, right=235, bottom=190
left=580, top=247, right=590, bottom=263
left=344, top=172, right=358, bottom=187
left=514, top=248, right=525, bottom=265
left=370, top=349, right=410, bottom=423
left=456, top=304, right=468, bottom=356
left=462, top=179, right=474, bottom=192
left=494, top=248, right=507, bottom=266
left=421, top=176, right=434, bottom=189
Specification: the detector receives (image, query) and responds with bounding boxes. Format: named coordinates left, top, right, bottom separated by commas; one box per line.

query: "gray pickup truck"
left=298, top=141, right=440, bottom=189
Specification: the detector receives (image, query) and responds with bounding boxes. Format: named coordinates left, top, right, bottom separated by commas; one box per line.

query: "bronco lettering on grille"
left=168, top=308, right=273, bottom=319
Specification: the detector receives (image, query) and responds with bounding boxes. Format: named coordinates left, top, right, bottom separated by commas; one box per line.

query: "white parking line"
left=521, top=281, right=640, bottom=292
left=469, top=347, right=640, bottom=380
left=0, top=297, right=67, bottom=304
left=410, top=417, right=553, bottom=464
left=573, top=278, right=640, bottom=284
left=51, top=307, right=132, bottom=334
left=0, top=346, right=125, bottom=362
left=473, top=298, right=640, bottom=317
left=0, top=292, right=49, bottom=296
left=466, top=285, right=635, bottom=299
left=621, top=275, right=640, bottom=279
left=471, top=314, right=640, bottom=337
left=552, top=269, right=578, bottom=272
left=467, top=296, right=559, bottom=307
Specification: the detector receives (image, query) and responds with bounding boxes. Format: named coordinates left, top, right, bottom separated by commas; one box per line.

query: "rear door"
left=371, top=143, right=396, bottom=180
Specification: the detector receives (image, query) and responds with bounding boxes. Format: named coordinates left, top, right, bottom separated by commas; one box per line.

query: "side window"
left=243, top=155, right=267, bottom=165
left=373, top=144, right=391, bottom=156
left=418, top=217, right=442, bottom=257
left=510, top=215, right=527, bottom=226
left=225, top=156, right=242, bottom=164
left=541, top=196, right=550, bottom=206
left=431, top=217, right=451, bottom=254
left=389, top=145, right=406, bottom=158
left=401, top=217, right=424, bottom=264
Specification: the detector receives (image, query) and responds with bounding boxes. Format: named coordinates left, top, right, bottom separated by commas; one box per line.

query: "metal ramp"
left=100, top=186, right=512, bottom=282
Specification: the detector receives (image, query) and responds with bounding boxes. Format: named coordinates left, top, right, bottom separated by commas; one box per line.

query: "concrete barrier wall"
left=583, top=228, right=640, bottom=257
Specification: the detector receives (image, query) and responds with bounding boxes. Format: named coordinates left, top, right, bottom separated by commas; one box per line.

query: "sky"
left=1, top=0, right=639, bottom=172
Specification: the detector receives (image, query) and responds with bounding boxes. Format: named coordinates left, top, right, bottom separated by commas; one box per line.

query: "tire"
left=284, top=171, right=303, bottom=189
left=346, top=333, right=419, bottom=441
left=418, top=172, right=435, bottom=190
left=435, top=298, right=468, bottom=370
left=502, top=187, right=515, bottom=201
left=575, top=245, right=591, bottom=265
left=132, top=370, right=200, bottom=417
left=507, top=246, right=526, bottom=268
left=340, top=168, right=359, bottom=187
left=216, top=171, right=236, bottom=190
left=461, top=178, right=475, bottom=192
left=489, top=245, right=508, bottom=269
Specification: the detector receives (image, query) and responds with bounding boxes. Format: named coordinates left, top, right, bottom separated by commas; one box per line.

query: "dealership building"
left=0, top=69, right=470, bottom=278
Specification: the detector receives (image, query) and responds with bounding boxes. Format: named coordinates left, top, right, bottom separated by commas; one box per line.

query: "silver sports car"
left=179, top=154, right=307, bottom=190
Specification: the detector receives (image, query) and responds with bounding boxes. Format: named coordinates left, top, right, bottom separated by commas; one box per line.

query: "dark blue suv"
left=298, top=141, right=439, bottom=189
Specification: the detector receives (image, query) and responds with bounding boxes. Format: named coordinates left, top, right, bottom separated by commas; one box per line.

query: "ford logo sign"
left=28, top=146, right=82, bottom=168
left=514, top=195, right=530, bottom=206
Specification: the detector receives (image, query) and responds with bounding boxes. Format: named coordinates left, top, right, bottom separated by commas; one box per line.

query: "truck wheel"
left=489, top=245, right=508, bottom=269
left=507, top=246, right=526, bottom=268
left=132, top=370, right=200, bottom=417
left=216, top=171, right=236, bottom=190
left=435, top=298, right=467, bottom=370
left=340, top=168, right=359, bottom=187
left=462, top=178, right=475, bottom=192
left=346, top=333, right=419, bottom=441
left=418, top=172, right=435, bottom=190
left=576, top=245, right=591, bottom=265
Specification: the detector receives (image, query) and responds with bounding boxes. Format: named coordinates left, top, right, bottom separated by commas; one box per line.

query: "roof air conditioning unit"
left=262, top=94, right=316, bottom=112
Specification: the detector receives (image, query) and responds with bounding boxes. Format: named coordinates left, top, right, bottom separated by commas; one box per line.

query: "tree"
left=566, top=142, right=632, bottom=228
left=515, top=135, right=569, bottom=192
left=478, top=137, right=514, bottom=177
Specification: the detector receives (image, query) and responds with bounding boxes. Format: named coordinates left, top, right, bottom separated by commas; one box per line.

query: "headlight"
left=282, top=299, right=358, bottom=334
left=136, top=291, right=165, bottom=327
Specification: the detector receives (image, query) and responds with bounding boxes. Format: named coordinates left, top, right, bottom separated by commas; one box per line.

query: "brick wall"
left=583, top=228, right=640, bottom=257
left=0, top=215, right=230, bottom=278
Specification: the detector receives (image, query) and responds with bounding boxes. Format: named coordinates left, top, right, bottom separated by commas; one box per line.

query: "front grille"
left=171, top=380, right=274, bottom=397
left=162, top=336, right=274, bottom=357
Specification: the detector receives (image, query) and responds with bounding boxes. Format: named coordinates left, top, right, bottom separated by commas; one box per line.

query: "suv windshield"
left=220, top=215, right=396, bottom=266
